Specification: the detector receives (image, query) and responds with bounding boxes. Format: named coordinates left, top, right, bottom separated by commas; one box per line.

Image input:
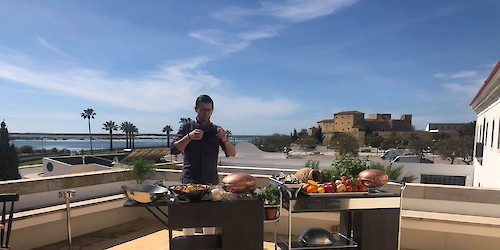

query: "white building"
left=470, top=60, right=500, bottom=188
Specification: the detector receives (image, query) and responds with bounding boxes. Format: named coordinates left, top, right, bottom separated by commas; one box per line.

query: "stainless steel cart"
left=271, top=178, right=405, bottom=250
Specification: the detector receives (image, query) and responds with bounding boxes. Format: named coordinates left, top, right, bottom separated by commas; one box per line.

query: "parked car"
left=419, top=158, right=434, bottom=164
left=391, top=155, right=434, bottom=164
left=381, top=149, right=404, bottom=160
left=359, top=147, right=371, bottom=153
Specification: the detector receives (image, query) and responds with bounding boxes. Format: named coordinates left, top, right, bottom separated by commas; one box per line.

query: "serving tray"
left=304, top=191, right=369, bottom=196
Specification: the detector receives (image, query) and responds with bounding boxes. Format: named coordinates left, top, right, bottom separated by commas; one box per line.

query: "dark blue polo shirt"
left=171, top=120, right=227, bottom=184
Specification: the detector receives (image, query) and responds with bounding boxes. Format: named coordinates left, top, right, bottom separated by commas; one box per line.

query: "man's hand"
left=216, top=127, right=228, bottom=142
left=188, top=129, right=204, bottom=140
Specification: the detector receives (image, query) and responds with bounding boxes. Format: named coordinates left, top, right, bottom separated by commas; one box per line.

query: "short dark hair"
left=195, top=94, right=214, bottom=109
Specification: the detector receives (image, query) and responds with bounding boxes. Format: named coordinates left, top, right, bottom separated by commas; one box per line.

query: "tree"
left=179, top=118, right=192, bottom=124
left=120, top=121, right=132, bottom=149
left=458, top=135, right=474, bottom=164
left=365, top=132, right=383, bottom=149
left=226, top=130, right=233, bottom=143
left=458, top=121, right=476, bottom=137
left=292, top=129, right=298, bottom=140
left=0, top=121, right=21, bottom=180
left=81, top=108, right=96, bottom=155
left=162, top=125, right=174, bottom=147
left=382, top=132, right=403, bottom=149
left=103, top=121, right=118, bottom=151
left=329, top=133, right=359, bottom=156
left=250, top=134, right=294, bottom=152
left=407, top=133, right=432, bottom=157
left=298, top=129, right=308, bottom=138
left=434, top=137, right=462, bottom=164
left=299, top=136, right=319, bottom=150
left=457, top=122, right=475, bottom=164
left=369, top=162, right=417, bottom=183
left=131, top=124, right=138, bottom=149
left=311, top=127, right=324, bottom=144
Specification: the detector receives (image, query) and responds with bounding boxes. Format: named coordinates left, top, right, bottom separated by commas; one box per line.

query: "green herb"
left=327, top=155, right=368, bottom=180
left=262, top=185, right=280, bottom=205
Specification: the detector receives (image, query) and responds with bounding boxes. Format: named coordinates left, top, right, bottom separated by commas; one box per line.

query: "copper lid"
left=221, top=173, right=257, bottom=193
left=358, top=169, right=389, bottom=188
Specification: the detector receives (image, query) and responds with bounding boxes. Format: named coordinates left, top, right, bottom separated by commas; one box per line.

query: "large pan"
left=121, top=184, right=169, bottom=203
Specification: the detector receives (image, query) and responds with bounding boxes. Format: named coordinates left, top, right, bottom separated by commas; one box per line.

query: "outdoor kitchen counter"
left=124, top=197, right=264, bottom=250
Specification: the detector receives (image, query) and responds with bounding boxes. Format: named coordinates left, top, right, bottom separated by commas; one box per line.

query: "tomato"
left=323, top=184, right=334, bottom=193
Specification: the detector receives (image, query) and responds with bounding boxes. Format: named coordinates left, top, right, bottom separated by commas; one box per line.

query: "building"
left=470, top=60, right=500, bottom=188
left=366, top=113, right=412, bottom=132
left=332, top=111, right=366, bottom=132
left=425, top=123, right=469, bottom=133
left=317, top=111, right=413, bottom=143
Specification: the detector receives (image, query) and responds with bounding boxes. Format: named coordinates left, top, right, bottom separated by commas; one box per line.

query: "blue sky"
left=0, top=0, right=499, bottom=135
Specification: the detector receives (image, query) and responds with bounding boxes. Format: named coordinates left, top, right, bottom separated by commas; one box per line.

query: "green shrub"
left=304, top=159, right=319, bottom=169
left=18, top=145, right=34, bottom=153
left=126, top=158, right=156, bottom=184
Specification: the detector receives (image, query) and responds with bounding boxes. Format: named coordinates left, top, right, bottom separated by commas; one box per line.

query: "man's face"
left=195, top=102, right=213, bottom=123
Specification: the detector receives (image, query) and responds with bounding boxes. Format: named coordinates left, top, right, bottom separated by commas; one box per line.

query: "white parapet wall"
left=2, top=167, right=500, bottom=250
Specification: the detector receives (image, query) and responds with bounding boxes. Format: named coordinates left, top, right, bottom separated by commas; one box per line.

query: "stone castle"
left=316, top=111, right=413, bottom=143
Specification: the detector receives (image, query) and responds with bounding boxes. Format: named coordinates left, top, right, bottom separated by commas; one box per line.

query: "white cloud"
left=0, top=54, right=299, bottom=122
left=260, top=0, right=358, bottom=22
left=433, top=73, right=446, bottom=78
left=190, top=26, right=282, bottom=53
left=450, top=70, right=477, bottom=78
left=434, top=70, right=477, bottom=79
left=36, top=35, right=72, bottom=59
left=212, top=0, right=358, bottom=23
left=443, top=82, right=481, bottom=96
left=201, top=0, right=357, bottom=53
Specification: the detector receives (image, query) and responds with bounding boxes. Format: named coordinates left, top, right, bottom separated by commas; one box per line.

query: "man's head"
left=195, top=94, right=214, bottom=124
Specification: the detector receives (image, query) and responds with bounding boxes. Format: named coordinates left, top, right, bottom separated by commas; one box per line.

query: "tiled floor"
left=36, top=218, right=277, bottom=250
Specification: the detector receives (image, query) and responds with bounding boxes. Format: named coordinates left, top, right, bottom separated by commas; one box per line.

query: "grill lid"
left=299, top=227, right=335, bottom=246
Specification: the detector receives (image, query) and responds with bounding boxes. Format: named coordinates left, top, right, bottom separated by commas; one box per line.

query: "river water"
left=11, top=136, right=254, bottom=151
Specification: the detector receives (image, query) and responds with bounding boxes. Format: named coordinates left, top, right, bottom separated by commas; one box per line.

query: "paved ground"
left=222, top=143, right=464, bottom=174
left=36, top=218, right=278, bottom=250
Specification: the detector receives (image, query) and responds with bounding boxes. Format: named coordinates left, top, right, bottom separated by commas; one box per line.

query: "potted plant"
left=262, top=185, right=281, bottom=220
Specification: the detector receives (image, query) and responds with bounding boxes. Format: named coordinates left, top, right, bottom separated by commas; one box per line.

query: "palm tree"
left=369, top=162, right=417, bottom=183
left=163, top=125, right=173, bottom=147
left=226, top=130, right=233, bottom=143
left=179, top=118, right=192, bottom=124
left=81, top=108, right=96, bottom=155
left=131, top=124, right=138, bottom=149
left=103, top=121, right=118, bottom=151
left=120, top=121, right=132, bottom=149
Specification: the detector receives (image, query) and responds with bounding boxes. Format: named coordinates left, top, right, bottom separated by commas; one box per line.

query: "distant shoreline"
left=10, top=132, right=266, bottom=140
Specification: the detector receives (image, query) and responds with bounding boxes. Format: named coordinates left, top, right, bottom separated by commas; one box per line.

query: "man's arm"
left=223, top=140, right=236, bottom=157
left=172, top=133, right=192, bottom=153
left=172, top=123, right=191, bottom=153
left=216, top=126, right=236, bottom=157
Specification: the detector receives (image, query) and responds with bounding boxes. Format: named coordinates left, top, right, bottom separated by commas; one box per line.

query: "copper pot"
left=358, top=169, right=389, bottom=188
left=221, top=173, right=257, bottom=193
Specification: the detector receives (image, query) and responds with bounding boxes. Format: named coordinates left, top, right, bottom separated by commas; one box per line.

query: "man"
left=172, top=94, right=236, bottom=236
left=172, top=94, right=236, bottom=185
